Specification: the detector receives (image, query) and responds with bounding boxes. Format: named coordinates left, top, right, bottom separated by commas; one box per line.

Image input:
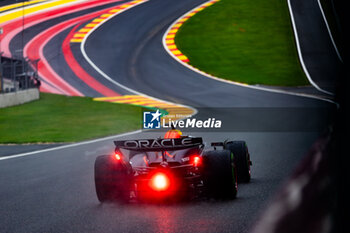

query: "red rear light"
left=114, top=153, right=121, bottom=160
left=150, top=172, right=170, bottom=191
left=192, top=156, right=201, bottom=167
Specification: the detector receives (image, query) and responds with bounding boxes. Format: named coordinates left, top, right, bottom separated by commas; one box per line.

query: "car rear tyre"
left=202, top=150, right=237, bottom=199
left=225, top=141, right=251, bottom=183
left=94, top=155, right=133, bottom=203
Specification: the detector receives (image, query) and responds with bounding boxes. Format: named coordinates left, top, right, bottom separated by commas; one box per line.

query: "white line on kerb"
left=0, top=0, right=88, bottom=18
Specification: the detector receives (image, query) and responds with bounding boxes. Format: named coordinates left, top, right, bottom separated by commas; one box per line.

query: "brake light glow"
left=193, top=156, right=201, bottom=166
left=150, top=172, right=170, bottom=191
left=114, top=153, right=121, bottom=160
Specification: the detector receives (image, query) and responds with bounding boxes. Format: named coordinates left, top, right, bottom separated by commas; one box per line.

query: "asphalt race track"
left=0, top=0, right=339, bottom=232
left=289, top=0, right=343, bottom=95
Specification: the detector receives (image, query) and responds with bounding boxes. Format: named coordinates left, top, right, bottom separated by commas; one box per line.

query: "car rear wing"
left=114, top=137, right=203, bottom=151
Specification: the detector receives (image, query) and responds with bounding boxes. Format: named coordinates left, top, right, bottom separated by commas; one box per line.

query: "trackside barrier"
left=250, top=134, right=337, bottom=233
left=0, top=88, right=39, bottom=108
left=0, top=55, right=40, bottom=94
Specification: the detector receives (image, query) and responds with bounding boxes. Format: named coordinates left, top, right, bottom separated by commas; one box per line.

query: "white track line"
left=0, top=130, right=142, bottom=160
left=0, top=0, right=87, bottom=20
left=162, top=0, right=336, bottom=101
left=317, top=0, right=343, bottom=62
left=287, top=0, right=334, bottom=96
left=0, top=0, right=55, bottom=17
left=80, top=0, right=198, bottom=114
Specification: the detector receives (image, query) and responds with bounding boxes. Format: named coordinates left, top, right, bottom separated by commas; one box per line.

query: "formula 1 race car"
left=94, top=132, right=252, bottom=203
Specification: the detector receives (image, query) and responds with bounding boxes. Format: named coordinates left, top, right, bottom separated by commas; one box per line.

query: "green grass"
left=0, top=93, right=142, bottom=143
left=175, top=0, right=309, bottom=86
